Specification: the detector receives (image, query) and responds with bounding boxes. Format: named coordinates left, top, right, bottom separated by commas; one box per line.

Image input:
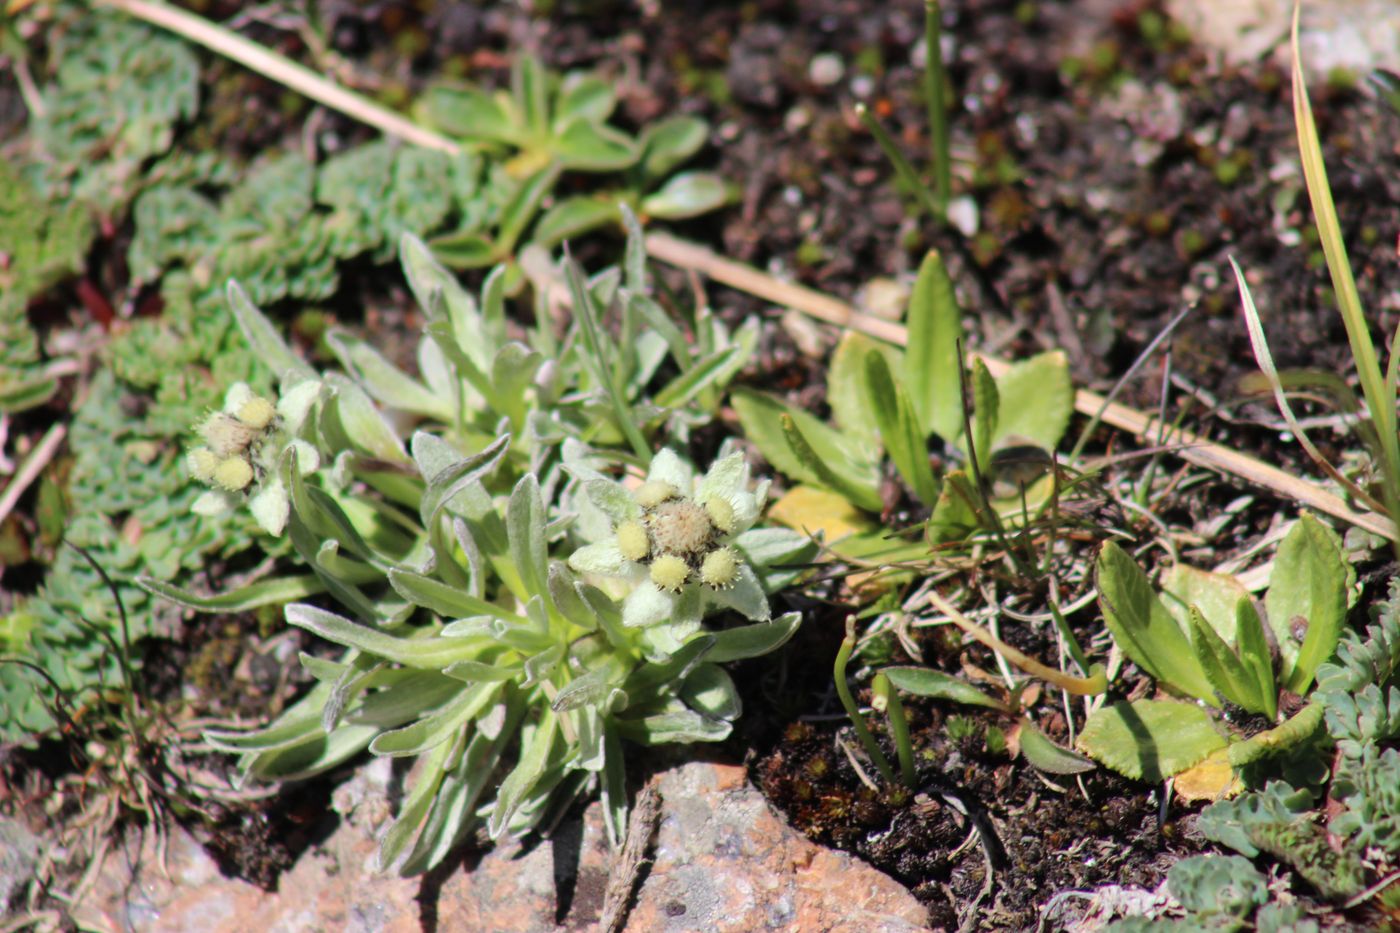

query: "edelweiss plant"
left=143, top=226, right=813, bottom=875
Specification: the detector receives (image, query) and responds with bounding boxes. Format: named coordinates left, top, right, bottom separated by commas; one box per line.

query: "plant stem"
left=873, top=672, right=917, bottom=789
left=834, top=617, right=897, bottom=786
left=923, top=0, right=950, bottom=216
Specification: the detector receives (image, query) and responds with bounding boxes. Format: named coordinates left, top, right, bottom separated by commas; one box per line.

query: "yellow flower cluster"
left=619, top=480, right=740, bottom=593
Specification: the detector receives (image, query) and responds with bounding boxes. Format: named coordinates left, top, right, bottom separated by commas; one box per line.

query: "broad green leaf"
left=1017, top=717, right=1096, bottom=775
left=1096, top=542, right=1217, bottom=704
left=532, top=195, right=618, bottom=247
left=554, top=120, right=638, bottom=172
left=883, top=666, right=1007, bottom=710
left=641, top=172, right=729, bottom=219
left=1266, top=512, right=1350, bottom=693
left=554, top=73, right=615, bottom=126
left=1160, top=564, right=1251, bottom=645
left=990, top=350, right=1073, bottom=452
left=1077, top=699, right=1228, bottom=782
left=1187, top=605, right=1269, bottom=716
left=865, top=349, right=940, bottom=504
left=903, top=251, right=962, bottom=442
left=827, top=332, right=886, bottom=450
left=419, top=83, right=516, bottom=143
left=731, top=388, right=881, bottom=510
left=139, top=574, right=322, bottom=612
left=639, top=115, right=708, bottom=180
left=779, top=413, right=883, bottom=512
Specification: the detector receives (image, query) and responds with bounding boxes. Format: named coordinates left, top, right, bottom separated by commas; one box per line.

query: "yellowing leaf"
left=1173, top=748, right=1242, bottom=803
left=768, top=485, right=874, bottom=544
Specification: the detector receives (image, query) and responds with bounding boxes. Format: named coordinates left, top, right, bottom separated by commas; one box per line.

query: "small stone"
left=808, top=52, right=845, bottom=87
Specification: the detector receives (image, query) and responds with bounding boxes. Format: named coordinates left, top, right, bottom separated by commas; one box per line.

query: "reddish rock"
left=79, top=761, right=929, bottom=932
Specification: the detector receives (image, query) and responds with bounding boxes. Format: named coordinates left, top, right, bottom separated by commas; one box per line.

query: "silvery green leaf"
left=697, top=452, right=757, bottom=527
left=508, top=474, right=549, bottom=600
left=632, top=331, right=670, bottom=389
left=620, top=709, right=730, bottom=745
left=388, top=569, right=528, bottom=625
left=532, top=195, right=617, bottom=248
left=453, top=518, right=486, bottom=599
left=487, top=711, right=559, bottom=838
left=708, top=562, right=770, bottom=622
left=328, top=330, right=454, bottom=421
left=523, top=643, right=566, bottom=685
left=227, top=279, right=315, bottom=382
left=442, top=659, right=518, bottom=683
left=625, top=634, right=715, bottom=697
left=623, top=582, right=676, bottom=628
left=572, top=705, right=606, bottom=771
left=396, top=722, right=513, bottom=876
left=139, top=573, right=323, bottom=613
left=681, top=664, right=741, bottom=721
left=370, top=681, right=500, bottom=757
left=277, top=379, right=322, bottom=432
left=375, top=736, right=456, bottom=872
left=626, top=293, right=688, bottom=365
left=285, top=603, right=481, bottom=669
left=324, top=373, right=408, bottom=465
left=653, top=345, right=743, bottom=410
left=601, top=725, right=627, bottom=848
left=646, top=447, right=693, bottom=493
left=639, top=618, right=702, bottom=659
left=417, top=433, right=510, bottom=528
left=192, top=489, right=236, bottom=516
left=205, top=682, right=335, bottom=754
left=401, top=232, right=494, bottom=372
left=242, top=723, right=380, bottom=783
left=314, top=540, right=381, bottom=585
left=249, top=478, right=290, bottom=536
left=299, top=653, right=347, bottom=683
left=287, top=511, right=377, bottom=623
left=733, top=527, right=818, bottom=587
left=584, top=478, right=640, bottom=524
left=552, top=667, right=622, bottom=712
left=323, top=659, right=382, bottom=733
left=549, top=562, right=598, bottom=631
left=580, top=583, right=630, bottom=651
left=492, top=342, right=543, bottom=429
left=708, top=611, right=803, bottom=663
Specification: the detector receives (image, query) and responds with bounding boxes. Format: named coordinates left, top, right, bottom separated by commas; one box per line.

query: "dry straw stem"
left=642, top=232, right=1396, bottom=542
left=98, top=0, right=1395, bottom=542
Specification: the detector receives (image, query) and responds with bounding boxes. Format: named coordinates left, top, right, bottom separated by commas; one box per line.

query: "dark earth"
left=7, top=0, right=1400, bottom=929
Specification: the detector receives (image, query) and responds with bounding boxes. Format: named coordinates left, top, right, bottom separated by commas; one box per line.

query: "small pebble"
left=809, top=52, right=845, bottom=87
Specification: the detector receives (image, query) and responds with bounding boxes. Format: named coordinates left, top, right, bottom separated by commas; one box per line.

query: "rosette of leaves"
left=0, top=159, right=92, bottom=412
left=419, top=55, right=727, bottom=268
left=28, top=8, right=199, bottom=216
left=1077, top=513, right=1353, bottom=786
left=735, top=251, right=1073, bottom=558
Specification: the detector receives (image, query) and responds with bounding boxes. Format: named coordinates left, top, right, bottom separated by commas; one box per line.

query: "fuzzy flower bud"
left=616, top=520, right=651, bottom=562
left=649, top=554, right=691, bottom=593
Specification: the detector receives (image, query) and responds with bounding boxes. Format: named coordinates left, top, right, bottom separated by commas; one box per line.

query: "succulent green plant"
left=419, top=54, right=729, bottom=268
